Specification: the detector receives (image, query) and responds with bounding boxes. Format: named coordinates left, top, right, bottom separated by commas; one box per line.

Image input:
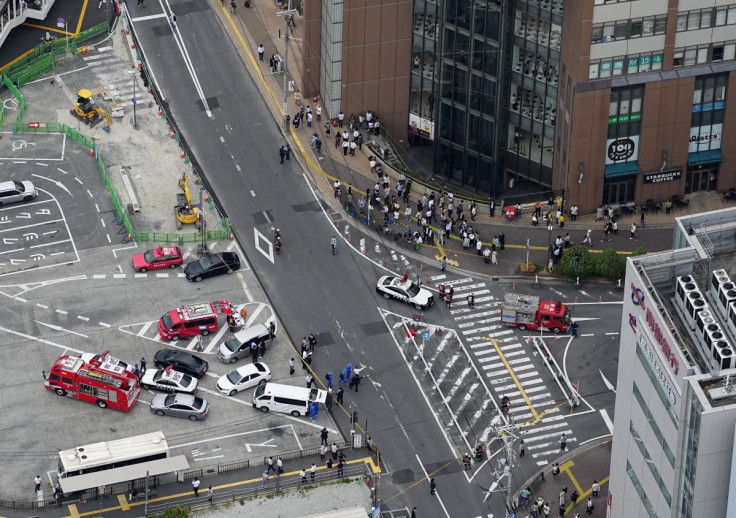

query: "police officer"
left=438, top=284, right=446, bottom=301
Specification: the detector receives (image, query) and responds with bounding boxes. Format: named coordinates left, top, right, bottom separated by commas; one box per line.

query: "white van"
left=217, top=324, right=272, bottom=363
left=252, top=383, right=327, bottom=417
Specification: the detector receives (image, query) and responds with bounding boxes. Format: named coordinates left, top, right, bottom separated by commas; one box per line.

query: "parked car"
left=376, top=275, right=434, bottom=310
left=0, top=180, right=37, bottom=206
left=132, top=246, right=183, bottom=272
left=150, top=393, right=209, bottom=420
left=153, top=349, right=209, bottom=378
left=217, top=362, right=271, bottom=396
left=184, top=252, right=240, bottom=282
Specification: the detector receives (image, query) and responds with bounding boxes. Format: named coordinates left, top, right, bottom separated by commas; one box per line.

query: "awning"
left=59, top=455, right=189, bottom=493
left=605, top=161, right=639, bottom=178
left=688, top=149, right=723, bottom=166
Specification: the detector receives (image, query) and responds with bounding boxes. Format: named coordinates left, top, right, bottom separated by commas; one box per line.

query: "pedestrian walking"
left=267, top=456, right=275, bottom=472
left=492, top=250, right=498, bottom=265
left=325, top=389, right=333, bottom=410
left=306, top=373, right=313, bottom=388
left=552, top=463, right=559, bottom=479
left=34, top=475, right=42, bottom=492
left=284, top=144, right=291, bottom=160
left=331, top=443, right=338, bottom=460
left=591, top=480, right=600, bottom=497
left=320, top=427, right=328, bottom=446
left=630, top=223, right=637, bottom=239
left=337, top=459, right=344, bottom=477
left=560, top=433, right=567, bottom=451
left=207, top=485, right=213, bottom=502
left=338, top=111, right=345, bottom=127
left=258, top=44, right=264, bottom=61
left=519, top=439, right=525, bottom=457
left=319, top=444, right=326, bottom=460
left=582, top=229, right=592, bottom=246
left=53, top=483, right=62, bottom=507
left=279, top=146, right=285, bottom=164
left=262, top=471, right=269, bottom=488
left=309, top=333, right=317, bottom=352
left=430, top=478, right=436, bottom=495
left=337, top=386, right=344, bottom=405
left=571, top=489, right=579, bottom=505
left=277, top=457, right=284, bottom=473
left=300, top=469, right=307, bottom=484
left=543, top=502, right=551, bottom=517
left=310, top=463, right=317, bottom=482
left=230, top=0, right=236, bottom=13
left=275, top=470, right=281, bottom=490
left=326, top=458, right=333, bottom=475
left=411, top=507, right=417, bottom=518
left=571, top=321, right=579, bottom=338
left=349, top=373, right=361, bottom=392
left=466, top=294, right=475, bottom=309
left=138, top=0, right=145, bottom=5
left=192, top=477, right=200, bottom=497
left=586, top=497, right=593, bottom=514
left=169, top=12, right=177, bottom=27
left=441, top=256, right=447, bottom=272
left=559, top=504, right=566, bottom=517
left=289, top=358, right=295, bottom=375
left=140, top=357, right=147, bottom=374
left=559, top=489, right=566, bottom=506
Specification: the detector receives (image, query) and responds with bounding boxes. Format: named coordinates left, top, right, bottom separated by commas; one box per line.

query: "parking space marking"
left=36, top=320, right=88, bottom=338
left=99, top=322, right=111, bottom=328
left=77, top=316, right=90, bottom=322
left=36, top=162, right=48, bottom=167
left=0, top=326, right=84, bottom=354
left=56, top=309, right=68, bottom=315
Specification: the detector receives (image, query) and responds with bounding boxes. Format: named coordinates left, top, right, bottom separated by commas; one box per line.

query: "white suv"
left=0, top=180, right=37, bottom=206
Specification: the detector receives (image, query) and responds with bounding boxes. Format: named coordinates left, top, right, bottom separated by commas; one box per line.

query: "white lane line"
left=138, top=321, right=154, bottom=337
left=600, top=409, right=614, bottom=434
left=36, top=303, right=48, bottom=309
left=77, top=316, right=90, bottom=322
left=99, top=322, right=111, bottom=328
left=14, top=296, right=27, bottom=302
left=415, top=454, right=452, bottom=518
left=0, top=326, right=84, bottom=353
left=35, top=320, right=88, bottom=338
left=56, top=309, right=68, bottom=315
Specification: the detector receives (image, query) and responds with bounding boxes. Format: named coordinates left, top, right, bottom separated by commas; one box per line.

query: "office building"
left=609, top=207, right=736, bottom=517
left=556, top=0, right=736, bottom=213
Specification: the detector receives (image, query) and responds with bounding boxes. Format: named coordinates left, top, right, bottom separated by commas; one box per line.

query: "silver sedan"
left=150, top=393, right=209, bottom=421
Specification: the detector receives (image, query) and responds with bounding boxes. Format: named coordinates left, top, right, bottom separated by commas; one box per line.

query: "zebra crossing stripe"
left=453, top=310, right=498, bottom=321
left=516, top=371, right=542, bottom=379
left=524, top=430, right=573, bottom=448
left=440, top=277, right=474, bottom=286
left=457, top=317, right=500, bottom=329
left=499, top=342, right=523, bottom=351
left=523, top=386, right=549, bottom=394
left=531, top=441, right=577, bottom=458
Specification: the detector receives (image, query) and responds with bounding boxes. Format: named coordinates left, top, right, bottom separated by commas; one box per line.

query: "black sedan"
left=184, top=252, right=240, bottom=282
left=153, top=349, right=209, bottom=378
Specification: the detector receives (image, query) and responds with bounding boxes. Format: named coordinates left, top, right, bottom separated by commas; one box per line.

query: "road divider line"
left=484, top=337, right=538, bottom=418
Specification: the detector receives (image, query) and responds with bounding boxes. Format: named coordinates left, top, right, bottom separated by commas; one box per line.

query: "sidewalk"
left=514, top=439, right=611, bottom=517
left=214, top=2, right=731, bottom=279
left=46, top=450, right=376, bottom=518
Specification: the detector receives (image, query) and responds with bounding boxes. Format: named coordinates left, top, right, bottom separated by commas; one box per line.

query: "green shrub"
left=594, top=248, right=625, bottom=281
left=560, top=245, right=596, bottom=280
left=150, top=506, right=189, bottom=518
left=631, top=247, right=647, bottom=257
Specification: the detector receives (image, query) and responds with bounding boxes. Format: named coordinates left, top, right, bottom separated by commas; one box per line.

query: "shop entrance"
left=602, top=175, right=636, bottom=206
left=685, top=164, right=719, bottom=193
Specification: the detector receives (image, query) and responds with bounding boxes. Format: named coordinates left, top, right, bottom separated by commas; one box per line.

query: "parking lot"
left=0, top=39, right=336, bottom=501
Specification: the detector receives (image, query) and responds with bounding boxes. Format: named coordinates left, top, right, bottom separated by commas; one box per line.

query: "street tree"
left=595, top=248, right=625, bottom=281
left=560, top=245, right=595, bottom=281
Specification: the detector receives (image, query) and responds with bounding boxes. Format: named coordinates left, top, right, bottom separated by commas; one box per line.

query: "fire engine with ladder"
left=45, top=351, right=140, bottom=412
left=500, top=293, right=571, bottom=333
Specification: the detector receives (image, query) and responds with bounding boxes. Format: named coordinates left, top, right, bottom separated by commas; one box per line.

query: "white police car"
left=376, top=275, right=434, bottom=310
left=140, top=366, right=198, bottom=394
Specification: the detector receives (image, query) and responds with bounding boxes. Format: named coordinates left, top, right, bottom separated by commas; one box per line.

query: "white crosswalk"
left=439, top=278, right=575, bottom=467
left=82, top=49, right=148, bottom=108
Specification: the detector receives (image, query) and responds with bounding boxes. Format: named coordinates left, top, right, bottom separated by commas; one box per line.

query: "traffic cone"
left=363, top=248, right=367, bottom=254
left=127, top=234, right=132, bottom=241
left=554, top=334, right=558, bottom=341
left=598, top=295, right=602, bottom=303
left=336, top=221, right=340, bottom=229
left=574, top=296, right=578, bottom=303
left=159, top=106, right=163, bottom=116
left=229, top=233, right=234, bottom=241
left=420, top=264, right=424, bottom=271
left=348, top=233, right=352, bottom=242
left=131, top=43, right=135, bottom=49
left=512, top=282, right=516, bottom=290
left=89, top=149, right=94, bottom=156
left=180, top=153, right=185, bottom=158
left=326, top=209, right=330, bottom=216
left=380, top=257, right=385, bottom=265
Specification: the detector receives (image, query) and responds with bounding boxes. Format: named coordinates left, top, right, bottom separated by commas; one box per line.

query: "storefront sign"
left=643, top=168, right=682, bottom=184
left=688, top=124, right=722, bottom=153
left=630, top=282, right=680, bottom=376
left=608, top=112, right=641, bottom=125
left=638, top=330, right=678, bottom=405
left=408, top=113, right=434, bottom=140
left=605, top=136, right=639, bottom=164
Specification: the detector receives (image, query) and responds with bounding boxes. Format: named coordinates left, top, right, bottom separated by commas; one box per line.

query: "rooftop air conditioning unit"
left=676, top=276, right=699, bottom=313
left=686, top=291, right=706, bottom=330
left=718, top=285, right=736, bottom=319
left=705, top=323, right=726, bottom=350
left=728, top=302, right=736, bottom=339
left=697, top=310, right=715, bottom=335
left=713, top=341, right=735, bottom=370
left=711, top=269, right=731, bottom=300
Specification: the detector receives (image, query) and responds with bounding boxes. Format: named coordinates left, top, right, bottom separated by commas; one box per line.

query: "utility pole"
left=484, top=422, right=518, bottom=517
left=276, top=1, right=298, bottom=130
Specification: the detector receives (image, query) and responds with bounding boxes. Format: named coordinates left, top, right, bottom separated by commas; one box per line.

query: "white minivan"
left=217, top=324, right=272, bottom=363
left=253, top=383, right=327, bottom=417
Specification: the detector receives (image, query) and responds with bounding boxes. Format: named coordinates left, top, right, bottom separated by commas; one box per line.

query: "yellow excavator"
left=176, top=173, right=200, bottom=229
left=71, top=89, right=111, bottom=133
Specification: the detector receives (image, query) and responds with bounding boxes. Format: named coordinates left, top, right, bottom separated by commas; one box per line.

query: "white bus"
left=58, top=431, right=189, bottom=494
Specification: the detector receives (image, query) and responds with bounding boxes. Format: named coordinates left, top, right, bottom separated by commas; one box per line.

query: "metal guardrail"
left=262, top=441, right=351, bottom=465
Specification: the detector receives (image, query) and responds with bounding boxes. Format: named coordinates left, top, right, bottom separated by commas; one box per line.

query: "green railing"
left=3, top=70, right=231, bottom=245
left=1, top=21, right=110, bottom=86
left=0, top=101, right=5, bottom=128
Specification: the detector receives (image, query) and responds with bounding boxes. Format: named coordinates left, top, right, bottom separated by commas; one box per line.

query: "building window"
left=592, top=16, right=666, bottom=44
left=636, top=345, right=679, bottom=428
left=629, top=421, right=673, bottom=506
left=626, top=461, right=658, bottom=518
left=677, top=385, right=701, bottom=517
left=690, top=74, right=728, bottom=153
left=632, top=384, right=676, bottom=468
left=678, top=5, right=736, bottom=31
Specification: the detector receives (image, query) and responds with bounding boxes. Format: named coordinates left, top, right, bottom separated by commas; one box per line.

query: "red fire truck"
left=500, top=293, right=571, bottom=333
left=158, top=300, right=234, bottom=341
left=45, top=351, right=140, bottom=412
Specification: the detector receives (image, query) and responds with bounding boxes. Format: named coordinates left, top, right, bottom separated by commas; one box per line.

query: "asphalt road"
left=126, top=3, right=491, bottom=517
left=126, top=4, right=623, bottom=518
